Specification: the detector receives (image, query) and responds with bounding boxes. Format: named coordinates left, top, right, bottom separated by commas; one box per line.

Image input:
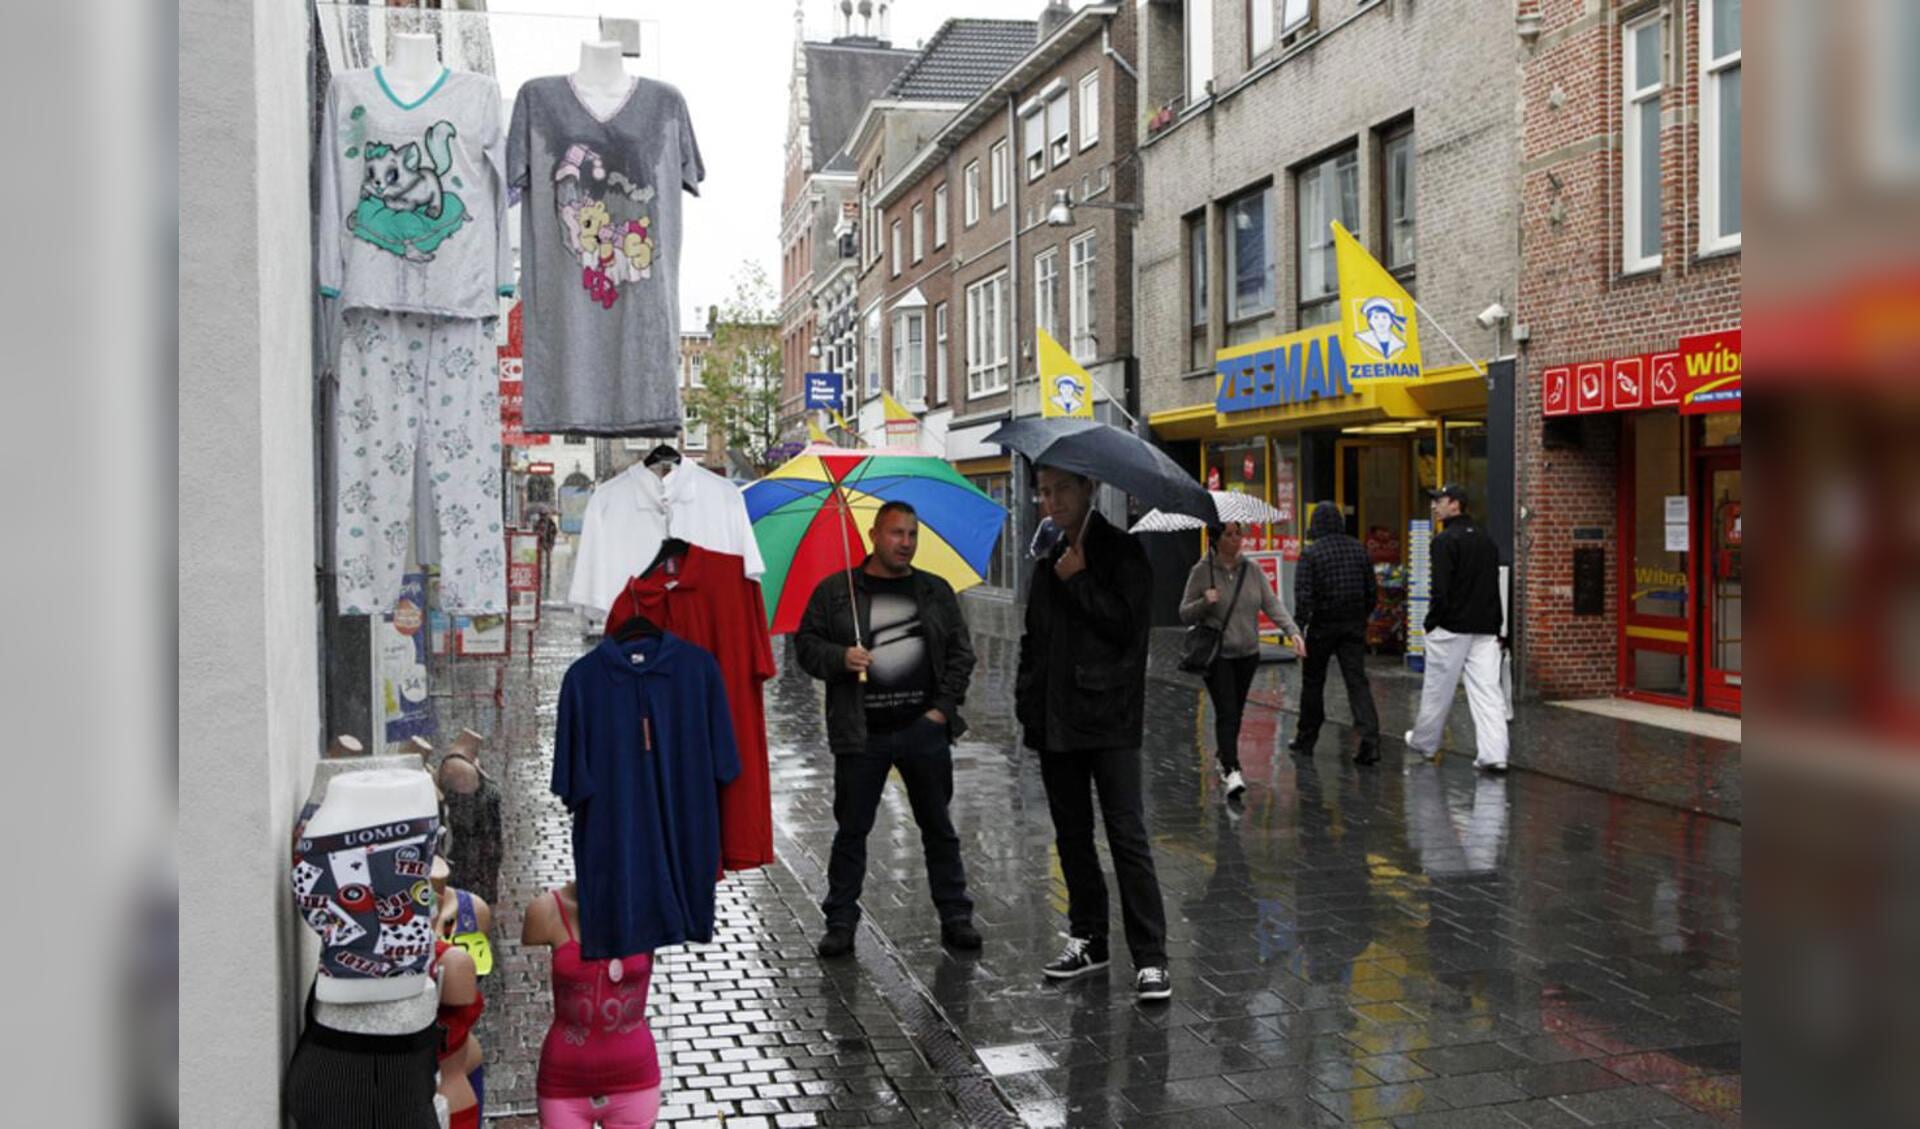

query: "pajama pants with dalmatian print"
left=334, top=309, right=506, bottom=616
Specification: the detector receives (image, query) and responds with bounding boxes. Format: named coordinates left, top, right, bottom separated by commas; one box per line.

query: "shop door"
left=1335, top=439, right=1411, bottom=651
left=1699, top=452, right=1742, bottom=714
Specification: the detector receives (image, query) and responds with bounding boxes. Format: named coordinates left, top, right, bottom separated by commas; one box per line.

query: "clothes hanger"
left=643, top=536, right=690, bottom=577
left=612, top=611, right=661, bottom=642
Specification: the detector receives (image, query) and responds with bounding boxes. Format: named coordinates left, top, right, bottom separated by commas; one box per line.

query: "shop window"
left=1630, top=412, right=1687, bottom=619
left=1703, top=410, right=1741, bottom=447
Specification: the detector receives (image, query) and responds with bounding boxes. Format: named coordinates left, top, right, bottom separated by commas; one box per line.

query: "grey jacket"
left=1179, top=554, right=1300, bottom=659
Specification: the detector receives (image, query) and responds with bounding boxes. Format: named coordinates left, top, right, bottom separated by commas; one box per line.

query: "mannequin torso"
left=383, top=32, right=444, bottom=104
left=570, top=39, right=635, bottom=120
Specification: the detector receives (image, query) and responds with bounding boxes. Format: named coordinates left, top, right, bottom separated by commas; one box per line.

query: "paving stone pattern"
left=429, top=582, right=1740, bottom=1127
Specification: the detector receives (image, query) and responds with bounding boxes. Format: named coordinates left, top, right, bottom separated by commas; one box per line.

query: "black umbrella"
left=984, top=417, right=1215, bottom=521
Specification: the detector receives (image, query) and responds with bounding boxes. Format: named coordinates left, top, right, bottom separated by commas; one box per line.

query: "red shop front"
left=1542, top=330, right=1742, bottom=715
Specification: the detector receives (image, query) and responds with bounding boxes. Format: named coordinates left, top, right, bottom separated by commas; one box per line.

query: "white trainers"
left=1221, top=768, right=1247, bottom=798
left=1406, top=729, right=1438, bottom=761
left=1475, top=759, right=1509, bottom=773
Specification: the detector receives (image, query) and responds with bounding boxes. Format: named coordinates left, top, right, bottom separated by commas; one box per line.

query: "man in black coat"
left=1405, top=484, right=1509, bottom=771
left=795, top=501, right=981, bottom=957
left=1016, top=467, right=1171, bottom=1002
left=1291, top=501, right=1383, bottom=763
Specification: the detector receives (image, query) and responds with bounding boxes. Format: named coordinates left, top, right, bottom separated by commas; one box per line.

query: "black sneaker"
left=1288, top=737, right=1315, bottom=756
left=1135, top=966, right=1173, bottom=1001
left=1042, top=934, right=1109, bottom=979
left=816, top=924, right=855, bottom=958
left=941, top=919, right=983, bottom=950
left=1354, top=744, right=1380, bottom=766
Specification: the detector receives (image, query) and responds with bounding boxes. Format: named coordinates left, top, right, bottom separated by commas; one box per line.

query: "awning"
left=1148, top=363, right=1488, bottom=441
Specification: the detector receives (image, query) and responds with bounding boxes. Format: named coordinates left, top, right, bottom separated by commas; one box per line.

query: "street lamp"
left=1045, top=187, right=1143, bottom=227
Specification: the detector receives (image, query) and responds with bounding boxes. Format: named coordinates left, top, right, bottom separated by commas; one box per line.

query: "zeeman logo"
left=1347, top=295, right=1419, bottom=379
left=1049, top=374, right=1087, bottom=417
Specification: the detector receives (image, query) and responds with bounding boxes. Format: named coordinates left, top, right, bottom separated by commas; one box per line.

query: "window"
left=1249, top=0, right=1273, bottom=59
left=934, top=184, right=949, bottom=247
left=934, top=302, right=950, bottom=404
left=1224, top=186, right=1273, bottom=340
left=1034, top=247, right=1060, bottom=345
left=1186, top=0, right=1214, bottom=105
left=1187, top=211, right=1210, bottom=370
left=689, top=353, right=704, bottom=387
left=1078, top=73, right=1100, bottom=150
left=683, top=403, right=707, bottom=449
left=991, top=140, right=1011, bottom=208
left=864, top=309, right=882, bottom=396
left=890, top=219, right=902, bottom=277
left=1623, top=12, right=1664, bottom=272
left=964, top=161, right=981, bottom=226
left=1070, top=231, right=1097, bottom=361
left=966, top=272, right=1010, bottom=397
left=1048, top=92, right=1071, bottom=168
left=1701, top=0, right=1741, bottom=251
left=1381, top=124, right=1416, bottom=274
left=1024, top=108, right=1046, bottom=181
left=892, top=309, right=926, bottom=404
left=1297, top=149, right=1358, bottom=326
left=912, top=203, right=925, bottom=263
left=1281, top=0, right=1311, bottom=35
left=968, top=472, right=1016, bottom=589
left=563, top=433, right=587, bottom=446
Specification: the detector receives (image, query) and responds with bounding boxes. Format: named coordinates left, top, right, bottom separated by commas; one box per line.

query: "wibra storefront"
left=1527, top=329, right=1742, bottom=716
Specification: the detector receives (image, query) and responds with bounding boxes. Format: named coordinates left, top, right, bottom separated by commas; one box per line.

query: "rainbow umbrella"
left=743, top=445, right=1007, bottom=634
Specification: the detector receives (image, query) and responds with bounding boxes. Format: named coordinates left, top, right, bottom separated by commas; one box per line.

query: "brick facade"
left=1516, top=0, right=1741, bottom=702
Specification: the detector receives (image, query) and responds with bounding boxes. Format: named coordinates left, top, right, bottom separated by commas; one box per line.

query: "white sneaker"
left=1405, top=729, right=1438, bottom=761
left=1135, top=966, right=1173, bottom=1001
left=1475, top=759, right=1509, bottom=773
left=1221, top=768, right=1246, bottom=798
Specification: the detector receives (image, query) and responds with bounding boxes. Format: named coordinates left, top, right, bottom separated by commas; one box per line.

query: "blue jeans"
left=822, top=715, right=972, bottom=928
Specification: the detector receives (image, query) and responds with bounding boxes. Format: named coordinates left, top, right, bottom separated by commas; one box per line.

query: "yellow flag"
left=1037, top=328, right=1094, bottom=418
left=880, top=390, right=916, bottom=425
left=806, top=416, right=830, bottom=444
left=1333, top=220, right=1423, bottom=381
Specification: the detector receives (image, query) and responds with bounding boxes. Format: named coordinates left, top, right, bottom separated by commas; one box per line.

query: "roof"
left=803, top=40, right=916, bottom=171
left=881, top=18, right=1038, bottom=101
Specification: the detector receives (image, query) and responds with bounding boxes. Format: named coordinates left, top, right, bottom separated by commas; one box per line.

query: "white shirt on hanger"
left=566, top=461, right=763, bottom=614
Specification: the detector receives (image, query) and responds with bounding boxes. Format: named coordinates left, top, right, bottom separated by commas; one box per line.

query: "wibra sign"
left=1540, top=329, right=1739, bottom=418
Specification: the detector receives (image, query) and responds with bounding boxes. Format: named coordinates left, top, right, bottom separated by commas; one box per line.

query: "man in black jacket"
left=1016, top=467, right=1171, bottom=1001
left=1292, top=501, right=1383, bottom=764
left=795, top=501, right=981, bottom=957
left=1406, top=484, right=1509, bottom=771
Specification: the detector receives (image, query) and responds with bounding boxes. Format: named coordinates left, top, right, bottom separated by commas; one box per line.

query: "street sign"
left=804, top=371, right=844, bottom=410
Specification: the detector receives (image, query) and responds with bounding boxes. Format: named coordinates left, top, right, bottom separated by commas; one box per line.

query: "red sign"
left=1279, top=535, right=1301, bottom=562
left=1248, top=553, right=1285, bottom=632
left=1206, top=466, right=1223, bottom=490
left=1678, top=328, right=1741, bottom=415
left=528, top=462, right=555, bottom=475
left=1242, top=454, right=1257, bottom=482
left=498, top=303, right=550, bottom=447
left=1538, top=334, right=1733, bottom=419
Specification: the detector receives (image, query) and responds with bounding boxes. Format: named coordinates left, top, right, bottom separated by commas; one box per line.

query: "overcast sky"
left=478, top=0, right=1067, bottom=322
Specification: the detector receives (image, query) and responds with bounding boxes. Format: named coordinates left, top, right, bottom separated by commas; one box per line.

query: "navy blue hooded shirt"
left=553, top=632, right=741, bottom=959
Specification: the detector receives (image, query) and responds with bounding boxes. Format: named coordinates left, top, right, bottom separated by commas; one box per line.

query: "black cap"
left=1428, top=483, right=1469, bottom=506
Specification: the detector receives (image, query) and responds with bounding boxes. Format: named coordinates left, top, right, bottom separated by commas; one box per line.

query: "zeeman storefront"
left=1150, top=317, right=1503, bottom=659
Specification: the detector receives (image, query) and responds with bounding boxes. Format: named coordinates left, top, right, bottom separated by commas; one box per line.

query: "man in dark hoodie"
left=1292, top=502, right=1383, bottom=763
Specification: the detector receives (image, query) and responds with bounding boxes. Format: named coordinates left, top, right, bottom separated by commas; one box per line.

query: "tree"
left=684, top=262, right=782, bottom=475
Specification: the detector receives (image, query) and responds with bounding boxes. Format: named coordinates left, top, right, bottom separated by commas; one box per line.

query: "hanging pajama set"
left=318, top=67, right=514, bottom=615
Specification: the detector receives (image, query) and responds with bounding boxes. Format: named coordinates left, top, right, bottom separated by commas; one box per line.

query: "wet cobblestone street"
left=435, top=585, right=1740, bottom=1128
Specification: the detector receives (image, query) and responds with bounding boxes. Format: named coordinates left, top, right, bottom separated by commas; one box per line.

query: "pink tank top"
left=536, top=891, right=660, bottom=1099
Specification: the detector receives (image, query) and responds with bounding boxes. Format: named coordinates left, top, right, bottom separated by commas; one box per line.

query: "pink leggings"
left=537, top=1086, right=661, bottom=1129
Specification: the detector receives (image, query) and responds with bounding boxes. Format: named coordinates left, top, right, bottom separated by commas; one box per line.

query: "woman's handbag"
left=1179, top=557, right=1248, bottom=674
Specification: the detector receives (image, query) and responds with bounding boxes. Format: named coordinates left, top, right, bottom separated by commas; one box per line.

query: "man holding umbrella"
left=1017, top=467, right=1172, bottom=1001
left=795, top=501, right=982, bottom=959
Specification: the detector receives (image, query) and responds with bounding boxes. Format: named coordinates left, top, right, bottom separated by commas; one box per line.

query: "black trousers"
left=1203, top=653, right=1261, bottom=772
left=822, top=715, right=972, bottom=928
left=1295, top=620, right=1381, bottom=748
left=1038, top=746, right=1168, bottom=968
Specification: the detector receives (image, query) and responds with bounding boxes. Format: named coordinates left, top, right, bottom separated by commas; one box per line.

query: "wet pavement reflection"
left=452, top=602, right=1740, bottom=1127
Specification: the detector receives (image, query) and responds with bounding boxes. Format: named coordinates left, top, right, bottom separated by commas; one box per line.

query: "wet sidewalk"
left=436, top=595, right=1740, bottom=1127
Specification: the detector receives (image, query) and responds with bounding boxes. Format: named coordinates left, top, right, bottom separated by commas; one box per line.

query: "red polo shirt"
left=605, top=545, right=776, bottom=871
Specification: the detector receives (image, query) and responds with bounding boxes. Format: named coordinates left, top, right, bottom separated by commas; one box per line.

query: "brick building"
left=1514, top=0, right=1742, bottom=716
left=1135, top=0, right=1523, bottom=635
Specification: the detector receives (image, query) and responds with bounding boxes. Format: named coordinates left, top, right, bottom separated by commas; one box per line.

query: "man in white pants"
left=1406, top=485, right=1509, bottom=771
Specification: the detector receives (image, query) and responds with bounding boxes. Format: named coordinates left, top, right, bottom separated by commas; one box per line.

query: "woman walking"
left=1180, top=521, right=1302, bottom=798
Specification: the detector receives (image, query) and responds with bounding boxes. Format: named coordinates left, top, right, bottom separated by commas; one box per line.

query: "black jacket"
left=1295, top=503, right=1377, bottom=630
left=1015, top=511, right=1152, bottom=752
left=1425, top=516, right=1504, bottom=636
left=794, top=562, right=976, bottom=755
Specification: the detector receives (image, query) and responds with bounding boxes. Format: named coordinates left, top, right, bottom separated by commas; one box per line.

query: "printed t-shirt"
left=603, top=546, right=775, bottom=870
left=862, top=572, right=933, bottom=734
left=317, top=68, right=512, bottom=316
left=552, top=633, right=740, bottom=959
left=507, top=75, right=704, bottom=435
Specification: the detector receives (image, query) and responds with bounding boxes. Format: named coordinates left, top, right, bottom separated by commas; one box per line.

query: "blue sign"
left=805, top=371, right=844, bottom=410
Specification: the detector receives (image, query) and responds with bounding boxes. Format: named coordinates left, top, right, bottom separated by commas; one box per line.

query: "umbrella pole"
left=832, top=480, right=868, bottom=683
